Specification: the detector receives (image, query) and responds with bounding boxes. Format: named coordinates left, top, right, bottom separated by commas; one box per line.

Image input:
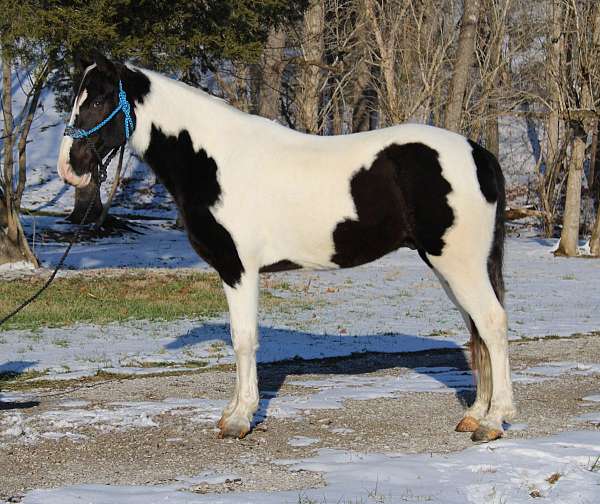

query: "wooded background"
left=1, top=0, right=600, bottom=265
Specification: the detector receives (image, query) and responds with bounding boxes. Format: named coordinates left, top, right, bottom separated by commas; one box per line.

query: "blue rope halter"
left=65, top=81, right=135, bottom=140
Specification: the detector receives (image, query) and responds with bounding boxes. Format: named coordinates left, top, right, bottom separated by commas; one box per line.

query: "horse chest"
left=144, top=126, right=245, bottom=287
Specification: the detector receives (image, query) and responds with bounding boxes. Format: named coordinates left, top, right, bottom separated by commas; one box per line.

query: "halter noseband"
left=64, top=80, right=134, bottom=140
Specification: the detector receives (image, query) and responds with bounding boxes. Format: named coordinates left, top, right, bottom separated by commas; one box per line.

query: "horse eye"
left=92, top=99, right=103, bottom=108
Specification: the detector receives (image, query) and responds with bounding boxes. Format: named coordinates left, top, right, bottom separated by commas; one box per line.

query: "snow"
left=575, top=412, right=600, bottom=426
left=0, top=365, right=473, bottom=445
left=2, top=360, right=595, bottom=447
left=13, top=431, right=600, bottom=504
left=0, top=261, right=36, bottom=272
left=582, top=394, right=600, bottom=403
left=287, top=436, right=320, bottom=447
left=0, top=398, right=227, bottom=445
left=514, top=362, right=600, bottom=380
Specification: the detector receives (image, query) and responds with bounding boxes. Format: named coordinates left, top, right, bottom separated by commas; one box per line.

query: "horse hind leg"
left=432, top=270, right=491, bottom=433
left=429, top=257, right=516, bottom=442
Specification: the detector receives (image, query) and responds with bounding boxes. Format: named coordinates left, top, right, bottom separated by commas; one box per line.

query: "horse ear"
left=93, top=51, right=118, bottom=78
left=74, top=53, right=93, bottom=72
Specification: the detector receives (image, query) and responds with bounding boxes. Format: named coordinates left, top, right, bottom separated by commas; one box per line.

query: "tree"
left=254, top=28, right=287, bottom=121
left=555, top=0, right=600, bottom=256
left=296, top=0, right=325, bottom=133
left=445, top=0, right=481, bottom=132
left=0, top=2, right=46, bottom=266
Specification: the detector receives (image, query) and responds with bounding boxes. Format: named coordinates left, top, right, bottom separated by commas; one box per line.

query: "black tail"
left=468, top=139, right=506, bottom=306
left=487, top=153, right=505, bottom=306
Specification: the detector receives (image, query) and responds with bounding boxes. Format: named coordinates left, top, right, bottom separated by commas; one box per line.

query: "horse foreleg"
left=218, top=269, right=260, bottom=438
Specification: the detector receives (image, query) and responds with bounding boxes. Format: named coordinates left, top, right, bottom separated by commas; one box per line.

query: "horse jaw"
left=57, top=136, right=92, bottom=188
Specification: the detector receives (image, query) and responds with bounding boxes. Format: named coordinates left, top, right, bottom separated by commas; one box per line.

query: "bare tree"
left=0, top=49, right=42, bottom=266
left=556, top=0, right=600, bottom=256
left=296, top=0, right=325, bottom=133
left=588, top=3, right=600, bottom=255
left=445, top=0, right=481, bottom=132
left=362, top=0, right=456, bottom=127
left=254, top=28, right=287, bottom=121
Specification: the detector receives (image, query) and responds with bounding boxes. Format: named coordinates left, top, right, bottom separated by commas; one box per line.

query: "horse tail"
left=487, top=153, right=506, bottom=306
left=470, top=146, right=506, bottom=400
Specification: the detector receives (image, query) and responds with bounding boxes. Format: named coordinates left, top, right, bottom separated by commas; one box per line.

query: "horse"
left=57, top=54, right=516, bottom=443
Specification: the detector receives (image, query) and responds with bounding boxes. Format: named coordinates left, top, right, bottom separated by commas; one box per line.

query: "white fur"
left=57, top=66, right=95, bottom=188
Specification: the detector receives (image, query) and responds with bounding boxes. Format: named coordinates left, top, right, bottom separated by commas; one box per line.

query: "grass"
left=0, top=271, right=284, bottom=331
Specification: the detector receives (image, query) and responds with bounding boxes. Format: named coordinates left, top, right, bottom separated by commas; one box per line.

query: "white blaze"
left=57, top=66, right=95, bottom=187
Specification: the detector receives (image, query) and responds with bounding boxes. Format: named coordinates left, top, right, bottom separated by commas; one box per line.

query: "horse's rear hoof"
left=455, top=416, right=480, bottom=432
left=218, top=417, right=251, bottom=439
left=471, top=426, right=503, bottom=443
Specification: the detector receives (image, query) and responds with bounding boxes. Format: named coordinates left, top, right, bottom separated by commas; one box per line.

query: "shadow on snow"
left=166, top=323, right=474, bottom=426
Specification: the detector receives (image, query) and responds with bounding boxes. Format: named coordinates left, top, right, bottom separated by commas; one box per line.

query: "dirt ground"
left=1, top=334, right=600, bottom=501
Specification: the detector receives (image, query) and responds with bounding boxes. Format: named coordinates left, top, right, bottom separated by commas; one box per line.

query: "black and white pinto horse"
left=57, top=55, right=515, bottom=443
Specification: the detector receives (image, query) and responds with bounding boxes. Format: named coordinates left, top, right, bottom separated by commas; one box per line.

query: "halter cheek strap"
left=65, top=81, right=135, bottom=140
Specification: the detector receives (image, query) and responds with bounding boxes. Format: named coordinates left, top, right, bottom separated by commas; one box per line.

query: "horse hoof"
left=471, top=426, right=503, bottom=443
left=218, top=417, right=250, bottom=439
left=455, top=416, right=480, bottom=432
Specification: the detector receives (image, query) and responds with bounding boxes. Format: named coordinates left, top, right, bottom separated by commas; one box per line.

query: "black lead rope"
left=0, top=144, right=125, bottom=327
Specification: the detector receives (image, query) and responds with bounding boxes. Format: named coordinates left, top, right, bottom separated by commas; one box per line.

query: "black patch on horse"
left=260, top=260, right=303, bottom=273
left=121, top=66, right=152, bottom=110
left=468, top=140, right=499, bottom=203
left=331, top=143, right=454, bottom=268
left=144, top=125, right=245, bottom=287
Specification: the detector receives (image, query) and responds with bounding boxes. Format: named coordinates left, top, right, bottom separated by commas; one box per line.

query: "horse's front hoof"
left=471, top=426, right=503, bottom=443
left=455, top=416, right=480, bottom=432
left=218, top=416, right=251, bottom=439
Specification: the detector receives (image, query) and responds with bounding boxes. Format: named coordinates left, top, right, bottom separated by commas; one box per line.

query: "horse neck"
left=128, top=69, right=244, bottom=160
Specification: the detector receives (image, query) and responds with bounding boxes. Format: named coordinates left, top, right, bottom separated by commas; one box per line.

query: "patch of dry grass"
left=0, top=271, right=284, bottom=331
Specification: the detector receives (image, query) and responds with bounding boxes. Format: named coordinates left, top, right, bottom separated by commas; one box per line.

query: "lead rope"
left=0, top=144, right=125, bottom=327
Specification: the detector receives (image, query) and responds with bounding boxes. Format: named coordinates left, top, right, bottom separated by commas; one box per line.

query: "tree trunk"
left=482, top=0, right=510, bottom=157
left=298, top=0, right=324, bottom=133
left=0, top=52, right=38, bottom=267
left=590, top=120, right=600, bottom=201
left=541, top=0, right=565, bottom=237
left=16, top=62, right=50, bottom=210
left=256, top=28, right=286, bottom=121
left=67, top=177, right=104, bottom=224
left=555, top=130, right=586, bottom=256
left=2, top=54, right=16, bottom=242
left=351, top=27, right=374, bottom=133
left=555, top=1, right=598, bottom=256
left=591, top=201, right=600, bottom=255
left=444, top=0, right=480, bottom=132
left=364, top=0, right=402, bottom=125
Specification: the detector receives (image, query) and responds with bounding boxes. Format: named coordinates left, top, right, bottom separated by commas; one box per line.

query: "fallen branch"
left=505, top=206, right=551, bottom=221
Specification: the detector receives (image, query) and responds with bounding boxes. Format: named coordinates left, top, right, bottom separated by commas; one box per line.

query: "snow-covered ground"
left=9, top=431, right=600, bottom=504
left=3, top=361, right=598, bottom=447
left=1, top=237, right=598, bottom=380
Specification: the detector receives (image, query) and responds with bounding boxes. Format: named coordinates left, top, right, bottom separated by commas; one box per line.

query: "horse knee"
left=231, top=328, right=258, bottom=355
left=475, top=304, right=507, bottom=342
